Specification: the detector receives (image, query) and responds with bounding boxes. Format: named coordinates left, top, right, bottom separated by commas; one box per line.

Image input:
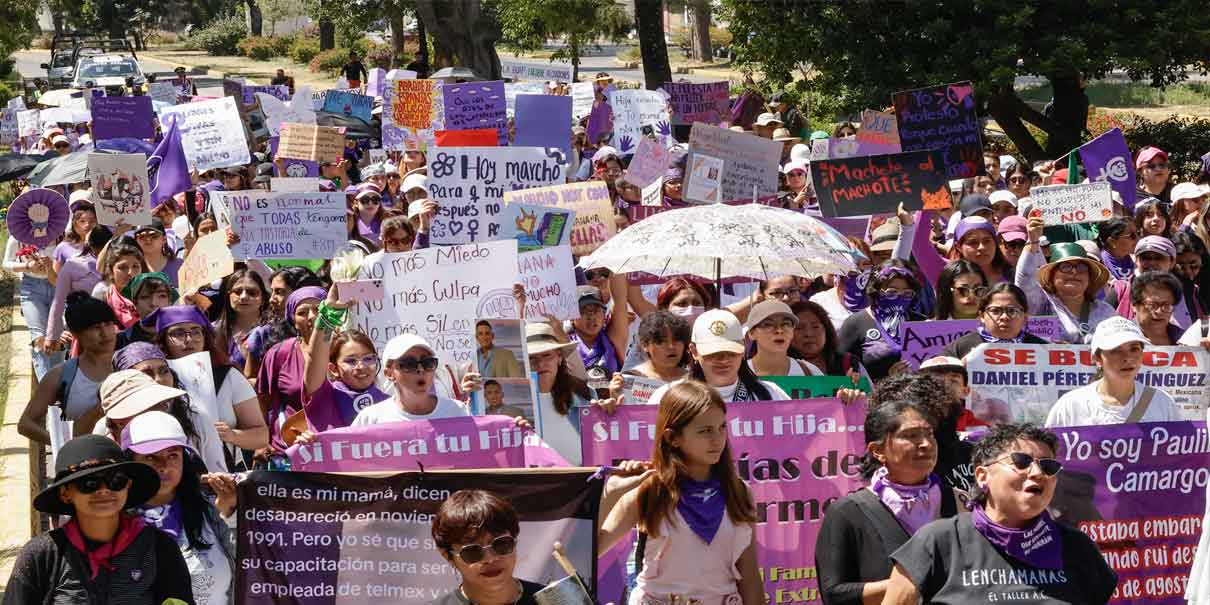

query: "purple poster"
left=243, top=85, right=289, bottom=107
left=900, top=317, right=1062, bottom=366
left=91, top=96, right=155, bottom=141
left=1079, top=128, right=1138, bottom=211
left=514, top=94, right=572, bottom=164
left=663, top=81, right=731, bottom=126
left=892, top=81, right=984, bottom=178
left=442, top=81, right=507, bottom=145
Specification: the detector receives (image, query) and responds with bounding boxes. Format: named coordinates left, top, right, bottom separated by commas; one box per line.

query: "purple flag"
left=515, top=94, right=572, bottom=163
left=147, top=114, right=192, bottom=207
left=1078, top=128, right=1137, bottom=210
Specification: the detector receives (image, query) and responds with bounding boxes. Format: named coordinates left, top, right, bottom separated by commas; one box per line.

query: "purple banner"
left=664, top=81, right=730, bottom=126
left=1079, top=128, right=1138, bottom=211
left=892, top=81, right=984, bottom=178
left=243, top=84, right=290, bottom=107
left=286, top=415, right=569, bottom=472
left=582, top=399, right=868, bottom=604
left=1050, top=421, right=1208, bottom=604
left=91, top=96, right=155, bottom=141
left=514, top=94, right=572, bottom=164
left=901, top=316, right=1062, bottom=366
left=442, top=81, right=507, bottom=145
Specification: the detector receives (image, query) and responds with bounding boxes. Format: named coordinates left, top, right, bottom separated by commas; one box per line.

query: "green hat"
left=122, top=271, right=178, bottom=302
left=1038, top=242, right=1109, bottom=296
left=809, top=130, right=830, bottom=141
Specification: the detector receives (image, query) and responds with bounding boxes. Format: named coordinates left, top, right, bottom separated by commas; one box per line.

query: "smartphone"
left=336, top=279, right=385, bottom=302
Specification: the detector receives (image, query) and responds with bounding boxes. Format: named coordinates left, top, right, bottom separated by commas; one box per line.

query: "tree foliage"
left=720, top=0, right=1210, bottom=162
left=0, top=0, right=39, bottom=62
left=495, top=0, right=632, bottom=80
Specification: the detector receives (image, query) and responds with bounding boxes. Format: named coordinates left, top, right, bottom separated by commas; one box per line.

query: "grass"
left=1016, top=80, right=1210, bottom=109
left=0, top=224, right=15, bottom=424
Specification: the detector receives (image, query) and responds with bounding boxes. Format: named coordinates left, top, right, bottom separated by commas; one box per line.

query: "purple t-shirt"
left=53, top=241, right=83, bottom=266
left=257, top=336, right=305, bottom=450
left=305, top=379, right=389, bottom=432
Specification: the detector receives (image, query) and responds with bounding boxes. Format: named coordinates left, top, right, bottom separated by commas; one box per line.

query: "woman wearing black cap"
left=132, top=220, right=184, bottom=287
left=3, top=434, right=195, bottom=605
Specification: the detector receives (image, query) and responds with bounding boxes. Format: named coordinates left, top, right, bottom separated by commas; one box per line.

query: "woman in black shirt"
left=838, top=261, right=928, bottom=381
left=430, top=490, right=544, bottom=605
left=943, top=283, right=1050, bottom=359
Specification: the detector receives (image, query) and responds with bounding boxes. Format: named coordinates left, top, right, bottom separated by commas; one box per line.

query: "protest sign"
left=367, top=148, right=387, bottom=165
left=6, top=96, right=24, bottom=110
left=663, top=81, right=730, bottom=126
left=570, top=82, right=594, bottom=121
left=501, top=60, right=573, bottom=82
left=892, top=81, right=984, bottom=178
left=366, top=68, right=386, bottom=97
left=686, top=123, right=783, bottom=203
left=965, top=343, right=1210, bottom=423
left=279, top=123, right=345, bottom=162
left=763, top=375, right=874, bottom=399
left=813, top=137, right=899, bottom=160
left=501, top=203, right=574, bottom=252
left=442, top=81, right=507, bottom=145
left=617, top=375, right=663, bottom=405
left=606, top=89, right=670, bottom=154
left=812, top=150, right=950, bottom=217
left=1079, top=128, right=1138, bottom=210
left=857, top=109, right=901, bottom=151
left=257, top=90, right=317, bottom=137
left=583, top=399, right=867, bottom=605
left=1031, top=181, right=1114, bottom=226
left=641, top=177, right=662, bottom=206
left=147, top=81, right=178, bottom=106
left=684, top=153, right=725, bottom=203
left=87, top=153, right=152, bottom=226
left=90, top=96, right=155, bottom=140
left=158, top=97, right=250, bottom=171
left=349, top=240, right=520, bottom=365
left=16, top=109, right=39, bottom=138
left=167, top=352, right=217, bottom=406
left=518, top=246, right=578, bottom=320
left=237, top=469, right=602, bottom=604
left=427, top=147, right=564, bottom=245
left=279, top=158, right=319, bottom=177
left=323, top=89, right=374, bottom=123
left=471, top=377, right=537, bottom=420
left=514, top=94, right=573, bottom=164
left=899, top=317, right=1062, bottom=367
left=623, top=136, right=671, bottom=189
left=286, top=416, right=565, bottom=472
left=178, top=230, right=234, bottom=295
left=504, top=81, right=548, bottom=117
left=433, top=129, right=498, bottom=147
left=1050, top=420, right=1208, bottom=604
left=387, top=79, right=444, bottom=150
left=216, top=191, right=346, bottom=260
left=0, top=109, right=17, bottom=146
left=270, top=177, right=321, bottom=192
left=243, top=85, right=289, bottom=107
left=504, top=181, right=614, bottom=256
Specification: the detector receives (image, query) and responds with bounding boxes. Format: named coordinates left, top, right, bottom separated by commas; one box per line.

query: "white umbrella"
left=580, top=203, right=858, bottom=282
left=36, top=89, right=79, bottom=108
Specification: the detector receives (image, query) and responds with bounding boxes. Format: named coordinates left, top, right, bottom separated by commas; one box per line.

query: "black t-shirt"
left=343, top=61, right=367, bottom=82
left=429, top=579, right=545, bottom=605
left=837, top=310, right=927, bottom=381
left=891, top=513, right=1117, bottom=605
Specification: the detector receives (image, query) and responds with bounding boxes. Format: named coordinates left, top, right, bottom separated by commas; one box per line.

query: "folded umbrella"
left=0, top=151, right=56, bottom=182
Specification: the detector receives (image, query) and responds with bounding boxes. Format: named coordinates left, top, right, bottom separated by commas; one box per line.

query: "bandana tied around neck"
left=869, top=467, right=941, bottom=535
left=971, top=504, right=1064, bottom=570
left=677, top=476, right=725, bottom=544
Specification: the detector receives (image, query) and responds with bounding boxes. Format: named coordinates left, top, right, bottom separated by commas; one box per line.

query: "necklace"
left=458, top=579, right=523, bottom=605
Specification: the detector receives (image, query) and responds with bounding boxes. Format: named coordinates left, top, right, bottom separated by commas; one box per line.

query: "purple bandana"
left=677, top=477, right=725, bottom=545
left=286, top=286, right=327, bottom=319
left=871, top=294, right=913, bottom=348
left=136, top=498, right=184, bottom=541
left=113, top=341, right=167, bottom=371
left=977, top=325, right=1027, bottom=344
left=573, top=330, right=619, bottom=373
left=140, top=305, right=211, bottom=333
left=971, top=504, right=1064, bottom=570
left=1100, top=250, right=1134, bottom=280
left=842, top=271, right=869, bottom=312
left=332, top=380, right=388, bottom=426
left=869, top=467, right=941, bottom=535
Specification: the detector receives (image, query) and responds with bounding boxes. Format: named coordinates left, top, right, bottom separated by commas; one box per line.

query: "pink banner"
left=286, top=415, right=570, bottom=472
left=580, top=398, right=868, bottom=602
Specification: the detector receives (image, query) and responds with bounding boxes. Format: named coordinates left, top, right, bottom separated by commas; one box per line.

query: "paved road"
left=13, top=50, right=224, bottom=92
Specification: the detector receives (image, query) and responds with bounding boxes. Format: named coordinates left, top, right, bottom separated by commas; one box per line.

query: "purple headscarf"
left=285, top=286, right=327, bottom=320
left=140, top=305, right=211, bottom=334
left=113, top=342, right=167, bottom=371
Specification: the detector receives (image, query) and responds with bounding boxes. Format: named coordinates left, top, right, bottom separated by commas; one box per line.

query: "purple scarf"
left=971, top=504, right=1064, bottom=570
left=842, top=271, right=869, bottom=312
left=136, top=499, right=184, bottom=541
left=871, top=294, right=912, bottom=348
left=977, top=325, right=1027, bottom=343
left=1100, top=250, right=1134, bottom=280
left=677, top=477, right=725, bottom=544
left=574, top=330, right=619, bottom=373
left=870, top=467, right=941, bottom=535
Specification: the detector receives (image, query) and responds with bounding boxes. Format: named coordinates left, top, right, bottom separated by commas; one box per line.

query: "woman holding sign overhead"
left=1016, top=215, right=1117, bottom=343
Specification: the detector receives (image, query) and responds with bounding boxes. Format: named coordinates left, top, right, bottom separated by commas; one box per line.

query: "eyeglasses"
left=983, top=305, right=1023, bottom=318
left=383, top=234, right=415, bottom=249
left=1140, top=300, right=1174, bottom=314
left=994, top=452, right=1062, bottom=477
left=755, top=319, right=795, bottom=331
left=585, top=269, right=612, bottom=281
left=73, top=471, right=131, bottom=494
left=340, top=355, right=380, bottom=368
left=450, top=535, right=517, bottom=564
left=392, top=356, right=439, bottom=373
left=166, top=327, right=205, bottom=343
left=878, top=288, right=914, bottom=298
left=955, top=285, right=988, bottom=298
left=766, top=288, right=802, bottom=300
left=359, top=197, right=381, bottom=205
left=1146, top=163, right=1169, bottom=171
left=1055, top=262, right=1090, bottom=275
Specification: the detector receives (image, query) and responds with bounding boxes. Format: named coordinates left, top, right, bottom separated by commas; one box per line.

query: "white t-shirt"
left=809, top=289, right=852, bottom=332
left=745, top=358, right=823, bottom=377
left=1045, top=382, right=1182, bottom=427
left=350, top=395, right=470, bottom=425
left=536, top=392, right=582, bottom=466
left=182, top=521, right=232, bottom=605
left=646, top=379, right=792, bottom=406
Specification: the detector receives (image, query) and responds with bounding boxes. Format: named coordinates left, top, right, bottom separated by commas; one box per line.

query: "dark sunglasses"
left=451, top=535, right=516, bottom=564
left=393, top=356, right=439, bottom=373
left=74, top=471, right=131, bottom=494
left=997, top=452, right=1062, bottom=476
left=585, top=269, right=612, bottom=280
left=955, top=285, right=988, bottom=298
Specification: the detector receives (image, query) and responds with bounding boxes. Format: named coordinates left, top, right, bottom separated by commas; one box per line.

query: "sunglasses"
left=585, top=269, right=612, bottom=280
left=74, top=471, right=131, bottom=494
left=955, top=285, right=988, bottom=298
left=450, top=535, right=517, bottom=564
left=359, top=196, right=381, bottom=205
left=393, top=356, right=439, bottom=373
left=995, top=452, right=1062, bottom=476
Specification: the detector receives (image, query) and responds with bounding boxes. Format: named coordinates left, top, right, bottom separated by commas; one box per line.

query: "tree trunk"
left=319, top=17, right=335, bottom=50
left=244, top=0, right=263, bottom=36
left=389, top=7, right=406, bottom=67
left=416, top=11, right=429, bottom=69
left=634, top=0, right=671, bottom=90
left=1043, top=75, right=1089, bottom=158
left=413, top=0, right=500, bottom=80
left=986, top=87, right=1046, bottom=164
left=689, top=0, right=711, bottom=62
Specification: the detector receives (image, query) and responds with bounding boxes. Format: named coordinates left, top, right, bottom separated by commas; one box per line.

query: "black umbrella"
left=315, top=111, right=380, bottom=141
left=0, top=151, right=57, bottom=183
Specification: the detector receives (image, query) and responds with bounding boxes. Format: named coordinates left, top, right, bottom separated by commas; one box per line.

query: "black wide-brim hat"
left=34, top=435, right=160, bottom=516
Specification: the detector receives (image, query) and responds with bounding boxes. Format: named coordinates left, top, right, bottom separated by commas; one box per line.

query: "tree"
left=720, top=0, right=1210, bottom=163
left=0, top=0, right=38, bottom=65
left=495, top=0, right=631, bottom=82
left=633, top=0, right=670, bottom=91
left=260, top=0, right=304, bottom=36
left=243, top=0, right=263, bottom=36
left=414, top=0, right=501, bottom=79
left=688, top=0, right=711, bottom=62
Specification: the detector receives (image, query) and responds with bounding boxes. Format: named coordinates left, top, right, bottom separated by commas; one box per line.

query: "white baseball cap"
left=401, top=172, right=428, bottom=196
left=1172, top=182, right=1208, bottom=202
left=1090, top=316, right=1150, bottom=355
left=692, top=309, right=745, bottom=356
left=120, top=410, right=197, bottom=456
left=382, top=333, right=435, bottom=362
left=989, top=190, right=1018, bottom=208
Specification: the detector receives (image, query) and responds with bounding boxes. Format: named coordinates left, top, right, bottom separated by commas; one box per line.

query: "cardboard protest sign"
left=966, top=343, right=1210, bottom=423
left=514, top=94, right=572, bottom=164
left=87, top=153, right=152, bottom=226
left=147, top=81, right=178, bottom=106
left=617, top=374, right=664, bottom=405
left=684, top=153, right=724, bottom=203
left=1079, top=128, right=1138, bottom=210
left=899, top=317, right=1062, bottom=367
left=215, top=191, right=346, bottom=260
left=501, top=203, right=574, bottom=252
left=857, top=109, right=901, bottom=151
left=892, top=81, right=984, bottom=178
left=1031, top=181, right=1114, bottom=226
left=90, top=96, right=155, bottom=140
left=349, top=240, right=520, bottom=365
left=278, top=123, right=345, bottom=162
left=427, top=147, right=564, bottom=245
left=583, top=399, right=867, bottom=605
left=763, top=375, right=873, bottom=399
left=158, top=97, right=250, bottom=171
left=623, top=136, right=671, bottom=189
left=663, top=81, right=730, bottom=126
left=606, top=89, right=669, bottom=154
left=504, top=181, right=614, bottom=256
left=442, top=81, right=507, bottom=145
left=433, top=129, right=497, bottom=147
left=178, top=231, right=234, bottom=295
left=236, top=469, right=601, bottom=604
left=685, top=123, right=782, bottom=204
left=322, top=89, right=374, bottom=123
left=270, top=177, right=321, bottom=192
left=812, top=150, right=950, bottom=217
left=501, top=60, right=572, bottom=82
left=518, top=246, right=578, bottom=320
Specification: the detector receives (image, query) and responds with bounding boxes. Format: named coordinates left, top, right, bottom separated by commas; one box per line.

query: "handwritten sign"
left=1030, top=181, right=1114, bottom=226
left=87, top=153, right=152, bottom=226
left=147, top=81, right=178, bottom=106
left=387, top=79, right=443, bottom=150
left=322, top=89, right=374, bottom=123
left=350, top=240, right=520, bottom=365
left=858, top=109, right=901, bottom=151
left=0, top=109, right=16, bottom=146
left=157, top=97, right=250, bottom=171
left=663, top=81, right=729, bottom=126
left=514, top=94, right=572, bottom=164
left=443, top=81, right=507, bottom=145
left=178, top=231, right=234, bottom=296
left=16, top=109, right=39, bottom=138
left=427, top=147, right=564, bottom=245
left=607, top=89, right=670, bottom=154
left=892, top=81, right=984, bottom=178
left=501, top=60, right=572, bottom=82
left=214, top=191, right=346, bottom=260
left=685, top=123, right=782, bottom=203
left=684, top=153, right=724, bottom=203
left=504, top=181, right=614, bottom=256
left=278, top=123, right=345, bottom=162
left=900, top=317, right=1061, bottom=367
left=518, top=246, right=579, bottom=320
left=501, top=203, right=574, bottom=252
left=91, top=96, right=155, bottom=141
left=623, top=137, right=671, bottom=189
left=571, top=82, right=594, bottom=121
left=812, top=150, right=950, bottom=217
